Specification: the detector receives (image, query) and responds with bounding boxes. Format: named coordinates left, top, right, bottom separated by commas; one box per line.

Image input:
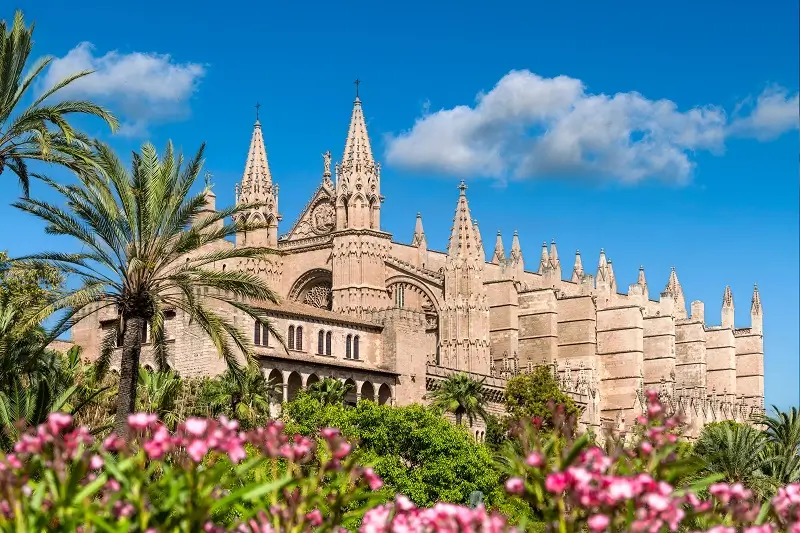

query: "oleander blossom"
left=361, top=496, right=513, bottom=533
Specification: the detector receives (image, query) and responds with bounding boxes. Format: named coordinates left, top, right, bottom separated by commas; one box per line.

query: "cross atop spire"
left=354, top=79, right=361, bottom=99
left=447, top=183, right=479, bottom=258
left=237, top=118, right=273, bottom=201
left=340, top=89, right=375, bottom=171
left=255, top=102, right=261, bottom=123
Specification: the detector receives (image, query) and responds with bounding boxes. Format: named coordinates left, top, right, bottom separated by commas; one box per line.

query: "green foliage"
left=195, top=365, right=279, bottom=429
left=503, top=366, right=581, bottom=430
left=428, top=372, right=489, bottom=427
left=284, top=394, right=503, bottom=509
left=307, top=377, right=353, bottom=406
left=0, top=11, right=118, bottom=196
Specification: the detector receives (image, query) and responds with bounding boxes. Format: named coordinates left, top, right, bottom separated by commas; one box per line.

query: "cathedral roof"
left=254, top=299, right=382, bottom=330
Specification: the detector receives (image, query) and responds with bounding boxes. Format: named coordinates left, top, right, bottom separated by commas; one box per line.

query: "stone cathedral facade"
left=71, top=94, right=765, bottom=438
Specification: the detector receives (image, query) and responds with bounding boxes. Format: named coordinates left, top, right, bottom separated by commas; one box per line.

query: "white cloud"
left=39, top=42, right=206, bottom=136
left=729, top=86, right=800, bottom=141
left=385, top=70, right=799, bottom=183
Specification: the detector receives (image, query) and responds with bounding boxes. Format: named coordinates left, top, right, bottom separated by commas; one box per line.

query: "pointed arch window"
left=325, top=331, right=332, bottom=356
left=318, top=331, right=324, bottom=355
left=296, top=326, right=303, bottom=351
left=346, top=335, right=352, bottom=359
left=262, top=323, right=270, bottom=347
left=353, top=335, right=360, bottom=360
left=288, top=326, right=295, bottom=350
left=394, top=285, right=405, bottom=308
left=254, top=321, right=261, bottom=345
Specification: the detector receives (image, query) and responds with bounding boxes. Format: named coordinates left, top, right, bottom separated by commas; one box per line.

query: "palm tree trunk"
left=456, top=410, right=464, bottom=426
left=114, top=316, right=144, bottom=434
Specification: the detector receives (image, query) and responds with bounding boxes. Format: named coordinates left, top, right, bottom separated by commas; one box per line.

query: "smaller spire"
left=412, top=212, right=427, bottom=248
left=549, top=239, right=559, bottom=267
left=473, top=220, right=484, bottom=258
left=598, top=248, right=607, bottom=267
left=538, top=241, right=549, bottom=274
left=723, top=285, right=734, bottom=308
left=491, top=230, right=505, bottom=264
left=750, top=284, right=762, bottom=315
left=638, top=265, right=647, bottom=287
left=510, top=230, right=522, bottom=259
left=571, top=250, right=584, bottom=282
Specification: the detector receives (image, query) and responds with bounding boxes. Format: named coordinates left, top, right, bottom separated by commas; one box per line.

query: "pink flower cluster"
left=361, top=495, right=512, bottom=533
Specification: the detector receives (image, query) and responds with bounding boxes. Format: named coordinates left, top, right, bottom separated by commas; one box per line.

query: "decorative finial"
left=458, top=180, right=467, bottom=194
left=354, top=79, right=361, bottom=99
left=417, top=212, right=421, bottom=218
left=576, top=249, right=580, bottom=254
left=255, top=102, right=261, bottom=122
left=552, top=238, right=556, bottom=244
left=204, top=170, right=213, bottom=188
left=496, top=230, right=501, bottom=236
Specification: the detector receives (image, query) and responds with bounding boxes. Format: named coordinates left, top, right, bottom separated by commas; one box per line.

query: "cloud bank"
left=40, top=42, right=206, bottom=136
left=385, top=70, right=799, bottom=183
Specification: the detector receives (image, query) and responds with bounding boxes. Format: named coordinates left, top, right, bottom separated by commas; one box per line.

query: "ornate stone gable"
left=280, top=185, right=336, bottom=242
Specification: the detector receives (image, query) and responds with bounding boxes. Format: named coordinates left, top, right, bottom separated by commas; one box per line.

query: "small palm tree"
left=137, top=367, right=183, bottom=429
left=199, top=365, right=279, bottom=428
left=428, top=372, right=488, bottom=427
left=307, top=377, right=352, bottom=406
left=694, top=421, right=775, bottom=498
left=756, top=406, right=800, bottom=485
left=13, top=141, right=280, bottom=433
left=0, top=10, right=117, bottom=196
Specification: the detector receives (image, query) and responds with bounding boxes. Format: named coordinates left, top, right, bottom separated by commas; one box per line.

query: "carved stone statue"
left=322, top=151, right=332, bottom=176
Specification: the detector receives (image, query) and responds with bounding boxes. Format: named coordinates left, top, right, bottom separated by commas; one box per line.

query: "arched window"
left=353, top=335, right=360, bottom=360
left=346, top=335, right=352, bottom=359
left=394, top=285, right=405, bottom=308
left=288, top=325, right=295, bottom=350
left=262, top=323, right=270, bottom=347
left=296, top=326, right=303, bottom=351
left=318, top=331, right=324, bottom=355
left=254, top=321, right=261, bottom=345
left=325, top=331, right=332, bottom=356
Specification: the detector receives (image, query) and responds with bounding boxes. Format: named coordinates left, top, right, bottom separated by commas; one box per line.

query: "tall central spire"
left=238, top=119, right=273, bottom=200
left=447, top=181, right=480, bottom=258
left=335, top=86, right=382, bottom=230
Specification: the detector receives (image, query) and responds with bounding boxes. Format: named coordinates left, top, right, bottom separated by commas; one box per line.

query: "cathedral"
left=71, top=93, right=766, bottom=438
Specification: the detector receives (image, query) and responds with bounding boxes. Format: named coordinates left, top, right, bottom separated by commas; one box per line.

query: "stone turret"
left=411, top=212, right=428, bottom=268
left=473, top=220, right=484, bottom=260
left=491, top=231, right=505, bottom=265
left=439, top=181, right=490, bottom=374
left=509, top=230, right=524, bottom=279
left=750, top=284, right=762, bottom=334
left=722, top=286, right=735, bottom=328
left=571, top=250, right=584, bottom=283
left=596, top=249, right=615, bottom=295
left=549, top=240, right=561, bottom=280
left=233, top=116, right=281, bottom=247
left=538, top=242, right=549, bottom=274
left=664, top=268, right=687, bottom=319
left=334, top=93, right=382, bottom=230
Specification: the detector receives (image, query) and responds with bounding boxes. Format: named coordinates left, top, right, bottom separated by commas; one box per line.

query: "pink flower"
left=102, top=434, right=126, bottom=452
left=525, top=452, right=544, bottom=467
left=363, top=467, right=384, bottom=490
left=332, top=441, right=351, bottom=460
left=187, top=439, right=209, bottom=462
left=505, top=477, right=525, bottom=495
left=184, top=418, right=208, bottom=437
left=128, top=413, right=158, bottom=431
left=89, top=454, right=104, bottom=470
left=588, top=514, right=610, bottom=531
left=47, top=412, right=73, bottom=434
left=305, top=509, right=323, bottom=526
left=321, top=428, right=340, bottom=440
left=545, top=472, right=569, bottom=494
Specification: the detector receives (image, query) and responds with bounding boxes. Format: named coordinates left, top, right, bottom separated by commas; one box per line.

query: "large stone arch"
left=386, top=275, right=441, bottom=328
left=288, top=268, right=333, bottom=310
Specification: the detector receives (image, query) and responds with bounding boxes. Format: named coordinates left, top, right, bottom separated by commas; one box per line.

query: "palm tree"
left=307, top=377, right=352, bottom=406
left=13, top=141, right=280, bottom=433
left=137, top=367, right=183, bottom=429
left=428, top=372, right=488, bottom=427
left=1, top=10, right=117, bottom=196
left=693, top=421, right=775, bottom=499
left=199, top=365, right=279, bottom=428
left=756, top=406, right=800, bottom=485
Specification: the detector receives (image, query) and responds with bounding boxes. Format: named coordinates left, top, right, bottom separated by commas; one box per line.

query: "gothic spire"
left=341, top=94, right=375, bottom=174
left=510, top=230, right=523, bottom=261
left=638, top=265, right=647, bottom=287
left=664, top=267, right=687, bottom=318
left=238, top=118, right=272, bottom=201
left=411, top=212, right=427, bottom=247
left=721, top=285, right=735, bottom=328
left=723, top=285, right=734, bottom=308
left=750, top=284, right=761, bottom=315
left=447, top=181, right=479, bottom=258
left=473, top=220, right=484, bottom=259
left=491, top=231, right=505, bottom=264
left=549, top=239, right=560, bottom=269
left=571, top=250, right=584, bottom=282
left=538, top=241, right=549, bottom=274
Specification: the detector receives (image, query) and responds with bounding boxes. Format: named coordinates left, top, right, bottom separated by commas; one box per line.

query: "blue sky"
left=5, top=1, right=799, bottom=409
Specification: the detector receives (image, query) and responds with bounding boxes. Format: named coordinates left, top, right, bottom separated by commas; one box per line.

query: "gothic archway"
left=386, top=277, right=439, bottom=330
left=288, top=269, right=333, bottom=310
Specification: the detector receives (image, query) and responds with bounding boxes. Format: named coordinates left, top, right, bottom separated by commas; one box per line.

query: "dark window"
left=346, top=335, right=352, bottom=359
left=353, top=335, right=360, bottom=360
left=296, top=326, right=303, bottom=351
left=288, top=326, right=295, bottom=350
left=318, top=331, right=324, bottom=354
left=254, top=321, right=261, bottom=345
left=325, top=331, right=332, bottom=356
